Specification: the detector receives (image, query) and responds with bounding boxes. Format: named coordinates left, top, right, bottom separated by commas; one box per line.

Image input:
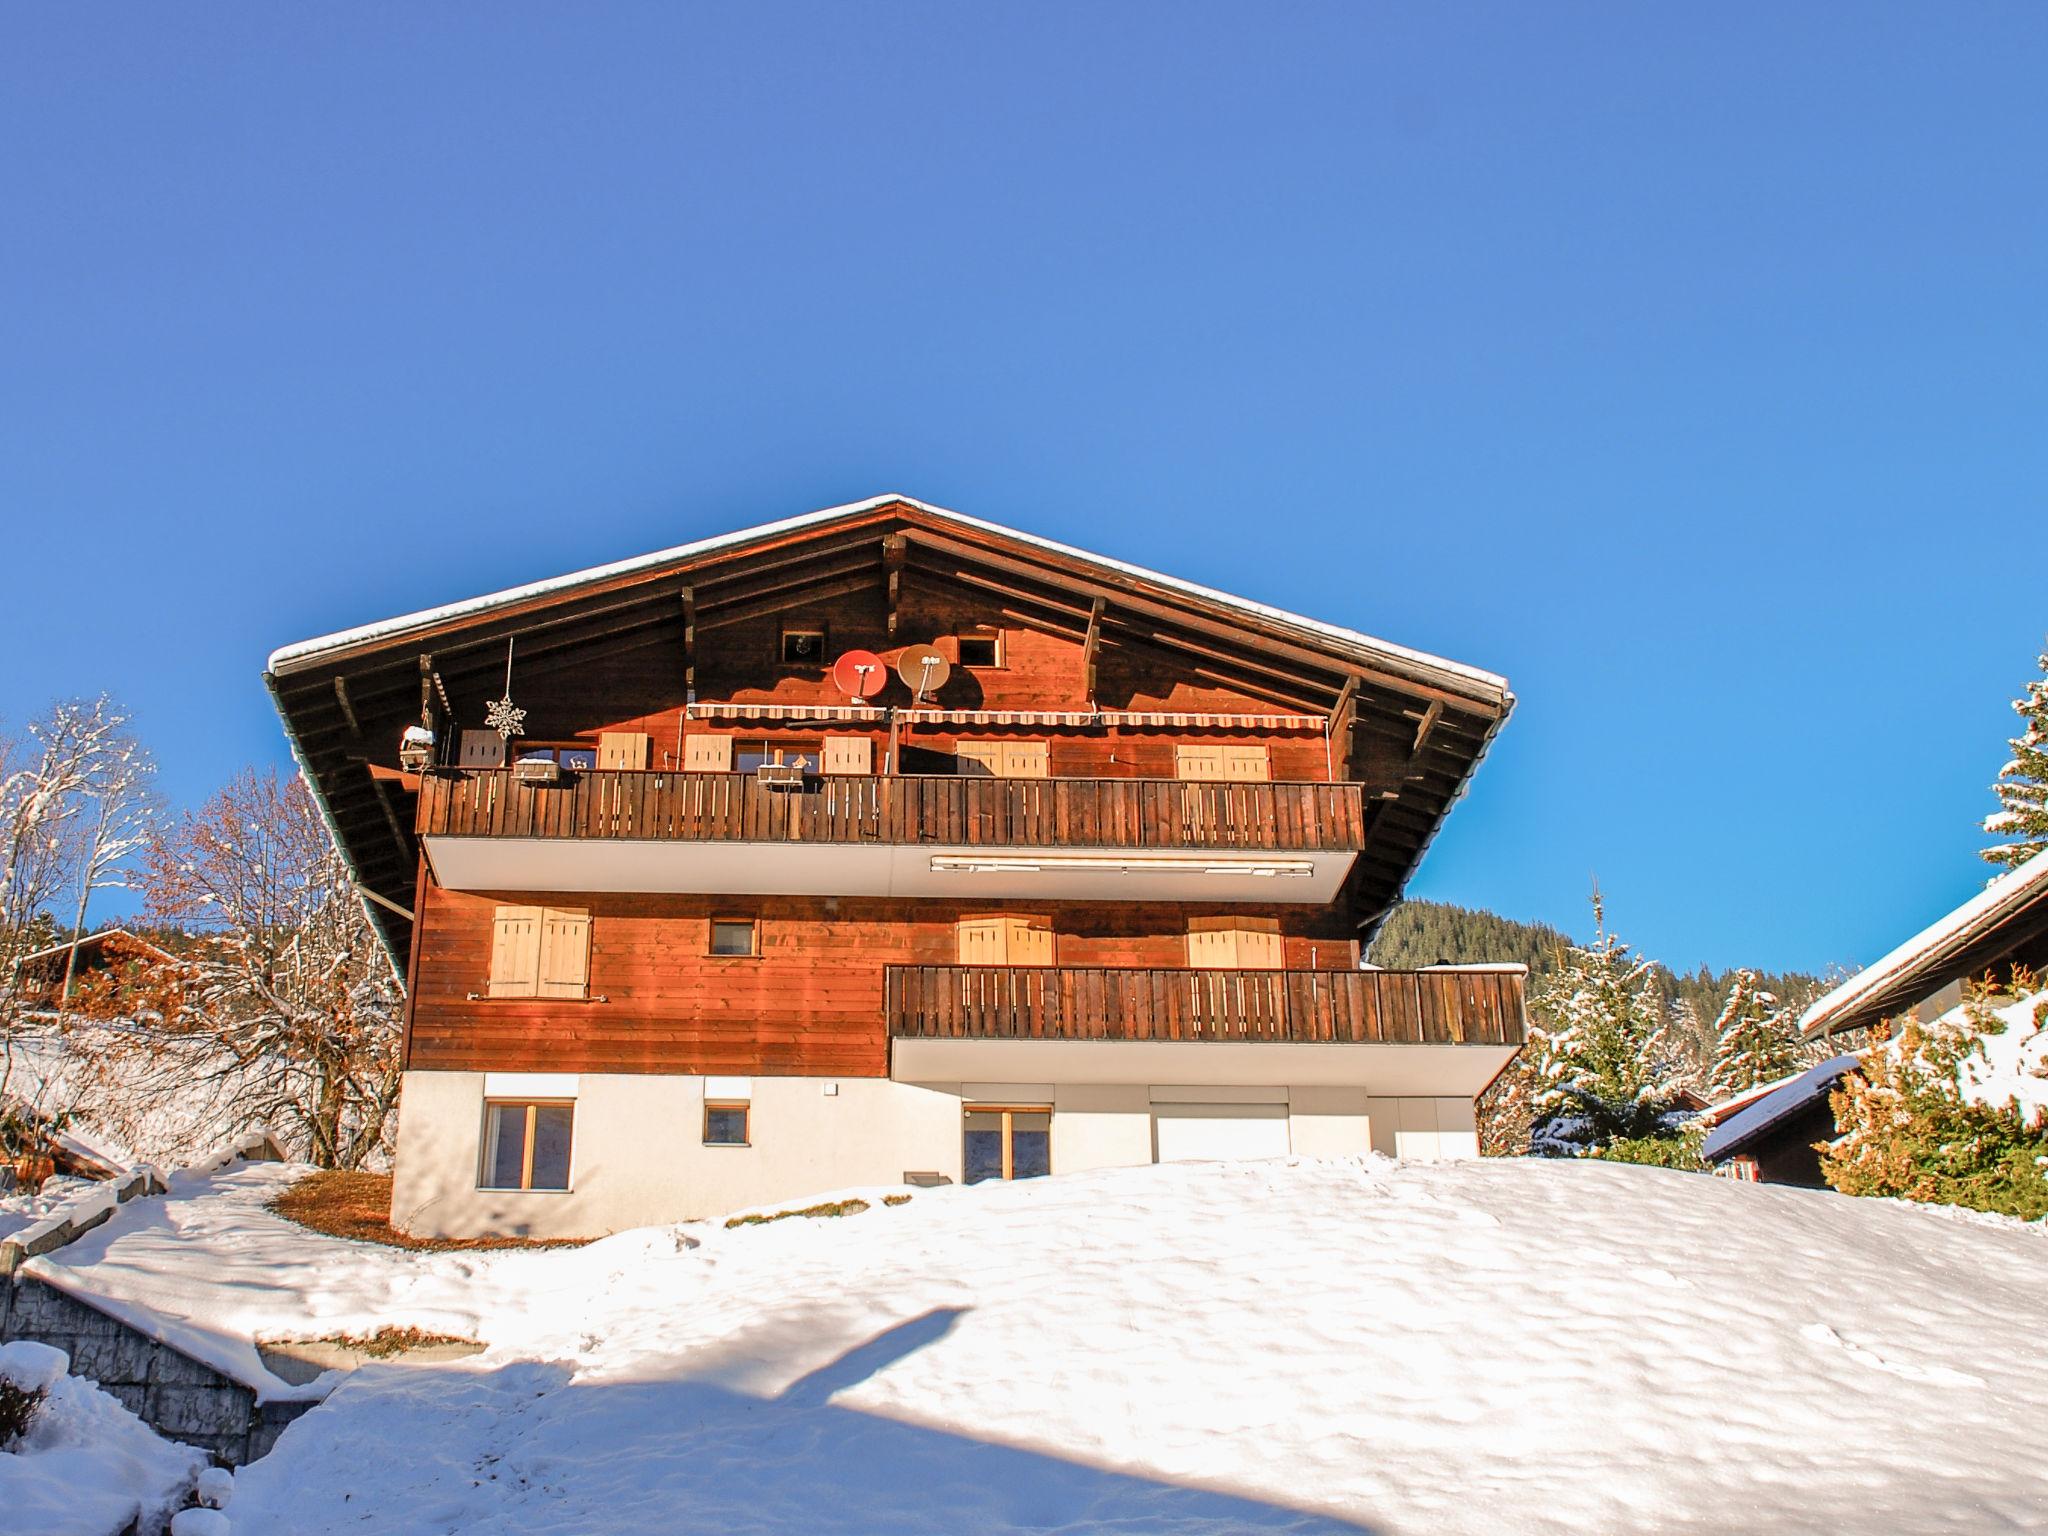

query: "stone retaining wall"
left=0, top=1272, right=311, bottom=1463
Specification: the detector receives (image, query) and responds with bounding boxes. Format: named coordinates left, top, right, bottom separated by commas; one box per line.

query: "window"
left=710, top=918, right=758, bottom=957
left=489, top=906, right=590, bottom=998
left=955, top=740, right=1049, bottom=779
left=956, top=632, right=1001, bottom=668
left=956, top=915, right=1054, bottom=966
left=780, top=628, right=826, bottom=666
left=480, top=1100, right=574, bottom=1190
left=704, top=1102, right=750, bottom=1145
left=963, top=1107, right=1050, bottom=1184
left=1174, top=744, right=1270, bottom=782
left=734, top=740, right=820, bottom=774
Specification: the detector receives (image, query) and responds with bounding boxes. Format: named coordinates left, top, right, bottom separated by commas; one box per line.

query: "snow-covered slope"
left=206, top=1158, right=2048, bottom=1535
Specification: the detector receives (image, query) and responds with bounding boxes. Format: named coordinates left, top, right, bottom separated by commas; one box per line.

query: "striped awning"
left=688, top=703, right=889, bottom=722
left=688, top=703, right=1325, bottom=729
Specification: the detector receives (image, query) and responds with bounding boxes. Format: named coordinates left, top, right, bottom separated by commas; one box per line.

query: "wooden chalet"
left=267, top=494, right=1525, bottom=1237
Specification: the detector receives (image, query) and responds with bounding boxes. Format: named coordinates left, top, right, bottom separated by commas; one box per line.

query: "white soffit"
left=893, top=1039, right=1518, bottom=1095
left=423, top=837, right=1355, bottom=905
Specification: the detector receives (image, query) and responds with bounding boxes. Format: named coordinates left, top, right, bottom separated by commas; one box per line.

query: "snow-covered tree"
left=0, top=698, right=151, bottom=995
left=1983, top=642, right=2048, bottom=872
left=1523, top=893, right=1690, bottom=1155
left=1706, top=969, right=1805, bottom=1098
left=129, top=767, right=404, bottom=1169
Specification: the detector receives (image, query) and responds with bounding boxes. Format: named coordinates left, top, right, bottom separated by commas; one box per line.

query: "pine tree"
left=1983, top=642, right=2048, bottom=872
left=1706, top=969, right=1805, bottom=1098
left=1523, top=893, right=1688, bottom=1155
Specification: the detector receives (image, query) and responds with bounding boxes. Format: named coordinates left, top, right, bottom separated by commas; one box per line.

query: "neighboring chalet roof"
left=1700, top=1054, right=1860, bottom=1165
left=10, top=929, right=174, bottom=977
left=1798, top=847, right=2048, bottom=1038
left=265, top=494, right=1516, bottom=970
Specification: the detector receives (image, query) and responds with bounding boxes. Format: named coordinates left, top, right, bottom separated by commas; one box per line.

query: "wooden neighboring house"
left=1703, top=846, right=2048, bottom=1186
left=8, top=930, right=176, bottom=1013
left=266, top=494, right=1527, bottom=1238
left=1699, top=1056, right=1860, bottom=1186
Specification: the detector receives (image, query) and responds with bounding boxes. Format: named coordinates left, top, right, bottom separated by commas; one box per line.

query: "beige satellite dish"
left=895, top=648, right=951, bottom=701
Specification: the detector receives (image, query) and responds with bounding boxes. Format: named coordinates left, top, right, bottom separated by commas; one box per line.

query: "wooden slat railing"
left=884, top=965, right=1526, bottom=1046
left=415, top=770, right=1369, bottom=853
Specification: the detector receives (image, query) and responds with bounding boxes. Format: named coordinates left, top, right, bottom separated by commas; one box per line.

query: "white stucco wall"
left=390, top=1071, right=1487, bottom=1239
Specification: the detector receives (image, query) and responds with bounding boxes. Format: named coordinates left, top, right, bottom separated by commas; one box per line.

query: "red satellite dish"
left=831, top=649, right=886, bottom=704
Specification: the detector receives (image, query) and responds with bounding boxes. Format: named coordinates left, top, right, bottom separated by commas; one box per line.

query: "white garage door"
left=1152, top=1103, right=1291, bottom=1163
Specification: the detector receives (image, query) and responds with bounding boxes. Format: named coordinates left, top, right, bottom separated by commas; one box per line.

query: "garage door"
left=1152, top=1103, right=1290, bottom=1163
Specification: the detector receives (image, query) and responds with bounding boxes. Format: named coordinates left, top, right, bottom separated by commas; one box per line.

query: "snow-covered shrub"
left=1822, top=980, right=2048, bottom=1220
left=0, top=1341, right=65, bottom=1448
left=1590, top=1125, right=1709, bottom=1172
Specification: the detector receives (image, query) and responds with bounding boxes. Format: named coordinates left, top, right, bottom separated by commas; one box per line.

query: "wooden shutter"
left=461, top=730, right=508, bottom=769
left=1006, top=918, right=1054, bottom=967
left=684, top=733, right=733, bottom=772
left=1223, top=745, right=1271, bottom=782
left=1186, top=918, right=1282, bottom=969
left=1186, top=923, right=1238, bottom=969
left=537, top=909, right=591, bottom=998
left=821, top=736, right=872, bottom=775
left=955, top=742, right=1004, bottom=778
left=1004, top=742, right=1050, bottom=779
left=597, top=731, right=650, bottom=770
left=1235, top=923, right=1284, bottom=970
left=957, top=917, right=1007, bottom=965
left=489, top=906, right=542, bottom=997
left=1174, top=745, right=1225, bottom=781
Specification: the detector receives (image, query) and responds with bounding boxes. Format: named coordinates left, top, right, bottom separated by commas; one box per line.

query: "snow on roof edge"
left=1798, top=846, right=2048, bottom=1037
left=1699, top=1054, right=1860, bottom=1162
left=266, top=493, right=1510, bottom=697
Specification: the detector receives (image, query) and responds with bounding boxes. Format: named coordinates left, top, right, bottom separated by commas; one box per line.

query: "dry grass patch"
left=269, top=1171, right=586, bottom=1252
left=275, top=1326, right=480, bottom=1359
left=725, top=1197, right=870, bottom=1228
left=883, top=1193, right=912, bottom=1207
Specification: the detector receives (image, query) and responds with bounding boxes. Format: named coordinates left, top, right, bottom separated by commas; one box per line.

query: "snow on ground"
left=0, top=1340, right=204, bottom=1536
left=41, top=1156, right=2048, bottom=1535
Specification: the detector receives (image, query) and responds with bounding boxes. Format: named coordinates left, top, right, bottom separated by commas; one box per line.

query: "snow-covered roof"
left=1699, top=1054, right=1860, bottom=1164
left=266, top=493, right=1510, bottom=700
left=9, top=928, right=171, bottom=973
left=1799, top=847, right=2048, bottom=1038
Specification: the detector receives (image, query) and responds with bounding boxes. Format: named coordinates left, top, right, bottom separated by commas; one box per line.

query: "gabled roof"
left=1700, top=1054, right=1860, bottom=1164
left=268, top=494, right=1510, bottom=701
left=10, top=928, right=174, bottom=975
left=1799, top=847, right=2048, bottom=1038
left=265, top=494, right=1515, bottom=969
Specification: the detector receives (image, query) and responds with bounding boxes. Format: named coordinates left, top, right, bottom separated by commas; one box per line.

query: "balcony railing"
left=415, top=770, right=1368, bottom=853
left=884, top=965, right=1527, bottom=1047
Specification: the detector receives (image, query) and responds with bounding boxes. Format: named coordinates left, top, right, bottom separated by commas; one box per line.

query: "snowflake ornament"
left=485, top=694, right=525, bottom=740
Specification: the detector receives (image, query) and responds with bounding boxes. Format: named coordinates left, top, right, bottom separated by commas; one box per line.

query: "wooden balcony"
left=415, top=769, right=1368, bottom=853
left=885, top=965, right=1527, bottom=1047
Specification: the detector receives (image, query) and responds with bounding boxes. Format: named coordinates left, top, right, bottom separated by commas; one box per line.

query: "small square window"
left=710, top=919, right=758, bottom=957
left=705, top=1103, right=750, bottom=1145
left=956, top=633, right=1001, bottom=668
left=781, top=629, right=826, bottom=666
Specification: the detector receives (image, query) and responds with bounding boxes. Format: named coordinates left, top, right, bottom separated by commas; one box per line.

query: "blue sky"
left=3, top=6, right=2043, bottom=976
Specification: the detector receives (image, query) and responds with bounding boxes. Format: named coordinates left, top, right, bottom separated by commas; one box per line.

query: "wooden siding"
left=886, top=964, right=1527, bottom=1047
left=407, top=886, right=1359, bottom=1076
left=416, top=769, right=1369, bottom=853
